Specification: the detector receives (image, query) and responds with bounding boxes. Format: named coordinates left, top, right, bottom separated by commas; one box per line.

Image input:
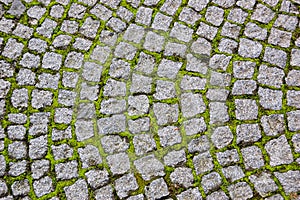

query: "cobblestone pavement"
left=0, top=0, right=300, bottom=199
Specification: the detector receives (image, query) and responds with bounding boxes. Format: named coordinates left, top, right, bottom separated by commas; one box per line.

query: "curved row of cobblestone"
left=0, top=0, right=300, bottom=199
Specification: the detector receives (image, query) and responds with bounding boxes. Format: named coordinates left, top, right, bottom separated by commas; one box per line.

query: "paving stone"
left=54, top=108, right=73, bottom=124
left=68, top=3, right=86, bottom=19
left=101, top=135, right=129, bottom=154
left=201, top=172, right=222, bottom=193
left=136, top=6, right=152, bottom=26
left=128, top=95, right=149, bottom=116
left=133, top=154, right=165, bottom=181
left=249, top=172, right=278, bottom=197
left=236, top=123, right=261, bottom=144
left=117, top=6, right=133, bottom=22
left=109, top=59, right=131, bottom=80
left=52, top=144, right=73, bottom=160
left=64, top=179, right=89, bottom=200
left=221, top=22, right=241, bottom=39
left=115, top=42, right=137, bottom=60
left=8, top=141, right=27, bottom=159
left=265, top=194, right=284, bottom=200
left=115, top=173, right=138, bottom=198
left=251, top=4, right=275, bottom=23
left=13, top=23, right=33, bottom=39
left=151, top=12, right=172, bottom=31
left=158, top=126, right=182, bottom=147
left=241, top=146, right=265, bottom=170
left=82, top=62, right=102, bottom=82
left=186, top=53, right=209, bottom=74
left=177, top=188, right=203, bottom=200
left=286, top=70, right=300, bottom=86
left=33, top=176, right=53, bottom=197
left=58, top=90, right=76, bottom=106
left=133, top=134, right=156, bottom=155
left=268, top=28, right=292, bottom=48
left=191, top=38, right=212, bottom=56
left=107, top=152, right=130, bottom=175
left=228, top=8, right=248, bottom=24
left=263, top=47, right=287, bottom=68
left=77, top=103, right=96, bottom=120
left=2, top=38, right=24, bottom=59
left=170, top=167, right=194, bottom=188
left=9, top=160, right=27, bottom=176
left=8, top=0, right=25, bottom=17
left=94, top=185, right=114, bottom=200
left=206, top=89, right=229, bottom=101
left=228, top=182, right=253, bottom=200
left=143, top=31, right=165, bottom=52
left=7, top=125, right=26, bottom=140
left=265, top=135, right=293, bottom=166
left=257, top=65, right=284, bottom=88
left=179, top=7, right=200, bottom=25
left=244, top=22, right=268, bottom=40
left=100, top=98, right=126, bottom=115
left=103, top=79, right=126, bottom=97
left=193, top=151, right=214, bottom=174
left=181, top=93, right=206, bottom=118
left=80, top=17, right=100, bottom=38
left=101, top=0, right=121, bottom=8
left=29, top=135, right=48, bottom=159
left=274, top=170, right=300, bottom=194
left=128, top=117, right=150, bottom=134
left=153, top=103, right=178, bottom=126
left=210, top=71, right=231, bottom=87
left=61, top=20, right=79, bottom=34
left=232, top=80, right=257, bottom=95
left=55, top=160, right=78, bottom=180
left=145, top=178, right=169, bottom=199
left=7, top=113, right=26, bottom=124
left=0, top=155, right=5, bottom=177
left=209, top=54, right=232, bottom=71
left=292, top=134, right=300, bottom=153
left=75, top=120, right=94, bottom=141
left=218, top=38, right=238, bottom=54
left=0, top=61, right=14, bottom=78
left=205, top=6, right=224, bottom=26
left=62, top=71, right=78, bottom=88
left=233, top=61, right=255, bottom=79
left=196, top=22, right=218, bottom=41
left=48, top=34, right=70, bottom=46
left=90, top=4, right=112, bottom=20
left=36, top=73, right=60, bottom=89
left=78, top=145, right=101, bottom=168
left=80, top=82, right=99, bottom=101
left=85, top=169, right=109, bottom=189
left=27, top=6, right=46, bottom=20
left=16, top=68, right=36, bottom=86
left=153, top=80, right=176, bottom=100
left=91, top=45, right=111, bottom=63
left=19, top=53, right=40, bottom=69
left=130, top=74, right=152, bottom=94
left=184, top=117, right=206, bottom=136
left=163, top=149, right=186, bottom=167
left=164, top=42, right=187, bottom=57
left=63, top=52, right=83, bottom=70
left=287, top=90, right=300, bottom=109
left=11, top=179, right=30, bottom=196
left=216, top=149, right=240, bottom=166
left=98, top=114, right=126, bottom=134
left=29, top=112, right=50, bottom=124
left=28, top=38, right=47, bottom=53
left=222, top=165, right=245, bottom=182
left=73, top=38, right=93, bottom=51
left=258, top=87, right=283, bottom=110
left=170, top=22, right=193, bottom=42
left=99, top=30, right=117, bottom=46
left=52, top=127, right=72, bottom=141
left=36, top=18, right=57, bottom=38
left=50, top=4, right=64, bottom=18
left=238, top=38, right=262, bottom=58
left=127, top=194, right=144, bottom=200
left=274, top=14, right=298, bottom=31
left=291, top=49, right=300, bottom=67
left=31, top=89, right=53, bottom=109
left=206, top=190, right=228, bottom=200
left=235, top=99, right=258, bottom=120
left=261, top=114, right=285, bottom=136
left=188, top=135, right=210, bottom=153
left=209, top=102, right=229, bottom=124
left=211, top=126, right=233, bottom=149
